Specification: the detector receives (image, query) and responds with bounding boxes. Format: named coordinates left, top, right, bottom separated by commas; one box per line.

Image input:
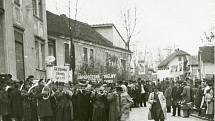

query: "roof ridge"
left=158, top=49, right=190, bottom=68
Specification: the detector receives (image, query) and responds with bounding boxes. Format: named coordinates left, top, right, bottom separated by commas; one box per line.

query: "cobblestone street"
left=130, top=107, right=205, bottom=121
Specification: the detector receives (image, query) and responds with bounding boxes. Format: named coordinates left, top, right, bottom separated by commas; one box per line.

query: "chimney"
left=175, top=48, right=180, bottom=51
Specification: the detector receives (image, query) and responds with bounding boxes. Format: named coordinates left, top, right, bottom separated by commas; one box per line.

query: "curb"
left=190, top=114, right=207, bottom=120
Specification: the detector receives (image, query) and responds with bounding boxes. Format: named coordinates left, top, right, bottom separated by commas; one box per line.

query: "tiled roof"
left=46, top=11, right=131, bottom=53
left=199, top=46, right=214, bottom=64
left=46, top=11, right=113, bottom=47
left=158, top=49, right=190, bottom=68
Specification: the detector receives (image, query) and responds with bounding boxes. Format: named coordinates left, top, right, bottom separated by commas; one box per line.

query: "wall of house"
left=190, top=65, right=199, bottom=79
left=201, top=63, right=215, bottom=79
left=0, top=0, right=48, bottom=80
left=93, top=26, right=126, bottom=49
left=157, top=55, right=186, bottom=80
left=157, top=69, right=170, bottom=80
left=49, top=35, right=131, bottom=80
left=168, top=56, right=184, bottom=78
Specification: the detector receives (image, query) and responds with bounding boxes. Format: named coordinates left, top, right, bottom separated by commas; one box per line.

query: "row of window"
left=170, top=65, right=183, bottom=73
left=14, top=0, right=43, bottom=19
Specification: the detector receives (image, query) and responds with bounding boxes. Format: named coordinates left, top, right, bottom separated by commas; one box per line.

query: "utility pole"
left=68, top=0, right=78, bottom=82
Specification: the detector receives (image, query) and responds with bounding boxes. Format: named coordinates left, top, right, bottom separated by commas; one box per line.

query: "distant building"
left=46, top=11, right=132, bottom=81
left=157, top=49, right=190, bottom=80
left=186, top=56, right=199, bottom=80
left=91, top=24, right=127, bottom=49
left=198, top=46, right=215, bottom=80
left=0, top=0, right=48, bottom=80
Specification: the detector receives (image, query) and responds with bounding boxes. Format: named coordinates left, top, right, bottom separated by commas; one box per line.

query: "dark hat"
left=27, top=75, right=34, bottom=79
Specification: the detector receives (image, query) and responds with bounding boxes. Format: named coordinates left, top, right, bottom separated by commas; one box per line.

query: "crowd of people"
left=119, top=77, right=214, bottom=121
left=0, top=73, right=214, bottom=121
left=0, top=74, right=134, bottom=121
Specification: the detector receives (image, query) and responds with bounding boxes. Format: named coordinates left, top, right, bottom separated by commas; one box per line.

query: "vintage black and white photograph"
left=0, top=0, right=214, bottom=121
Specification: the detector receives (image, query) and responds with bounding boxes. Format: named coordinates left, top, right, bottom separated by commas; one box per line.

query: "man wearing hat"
left=148, top=85, right=167, bottom=121
left=171, top=81, right=182, bottom=116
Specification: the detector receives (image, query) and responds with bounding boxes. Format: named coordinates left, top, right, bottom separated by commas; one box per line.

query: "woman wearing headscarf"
left=120, top=85, right=133, bottom=121
left=148, top=85, right=167, bottom=121
left=205, top=88, right=214, bottom=121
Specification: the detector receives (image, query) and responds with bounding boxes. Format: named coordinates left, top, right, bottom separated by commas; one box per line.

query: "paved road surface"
left=130, top=107, right=205, bottom=121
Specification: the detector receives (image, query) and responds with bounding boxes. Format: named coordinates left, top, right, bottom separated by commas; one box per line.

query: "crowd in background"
left=0, top=73, right=214, bottom=121
left=122, top=77, right=214, bottom=121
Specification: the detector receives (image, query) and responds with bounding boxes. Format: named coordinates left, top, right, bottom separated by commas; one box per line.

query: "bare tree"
left=201, top=25, right=215, bottom=43
left=121, top=8, right=137, bottom=50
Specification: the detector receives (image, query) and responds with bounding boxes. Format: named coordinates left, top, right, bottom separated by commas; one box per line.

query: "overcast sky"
left=46, top=0, right=215, bottom=56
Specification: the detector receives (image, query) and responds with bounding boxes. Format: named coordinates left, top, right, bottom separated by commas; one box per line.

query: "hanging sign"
left=103, top=74, right=117, bottom=83
left=53, top=66, right=69, bottom=83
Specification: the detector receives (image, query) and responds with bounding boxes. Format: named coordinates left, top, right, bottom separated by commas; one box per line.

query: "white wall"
left=93, top=27, right=113, bottom=43
left=112, top=27, right=126, bottom=49
left=201, top=63, right=215, bottom=78
left=157, top=69, right=170, bottom=80
left=168, top=56, right=184, bottom=77
left=93, top=26, right=126, bottom=49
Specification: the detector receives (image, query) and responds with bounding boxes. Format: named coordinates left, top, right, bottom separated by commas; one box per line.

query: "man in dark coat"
left=181, top=81, right=192, bottom=118
left=139, top=81, right=147, bottom=107
left=171, top=81, right=182, bottom=116
left=77, top=89, right=92, bottom=121
left=35, top=79, right=53, bottom=121
left=0, top=84, right=10, bottom=121
left=9, top=82, right=23, bottom=121
left=133, top=82, right=141, bottom=107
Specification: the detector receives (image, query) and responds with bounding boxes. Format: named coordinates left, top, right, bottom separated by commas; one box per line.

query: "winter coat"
left=148, top=92, right=167, bottom=120
left=171, top=86, right=182, bottom=106
left=91, top=92, right=107, bottom=121
left=195, top=87, right=204, bottom=108
left=107, top=92, right=120, bottom=121
left=205, top=93, right=214, bottom=115
left=164, top=87, right=172, bottom=107
left=9, top=88, right=24, bottom=118
left=181, top=86, right=191, bottom=102
left=56, top=93, right=73, bottom=121
left=120, top=93, right=133, bottom=121
left=181, top=86, right=192, bottom=110
left=0, top=90, right=9, bottom=115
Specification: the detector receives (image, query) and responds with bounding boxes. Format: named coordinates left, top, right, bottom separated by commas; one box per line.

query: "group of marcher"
left=0, top=73, right=214, bottom=121
left=0, top=74, right=134, bottom=121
